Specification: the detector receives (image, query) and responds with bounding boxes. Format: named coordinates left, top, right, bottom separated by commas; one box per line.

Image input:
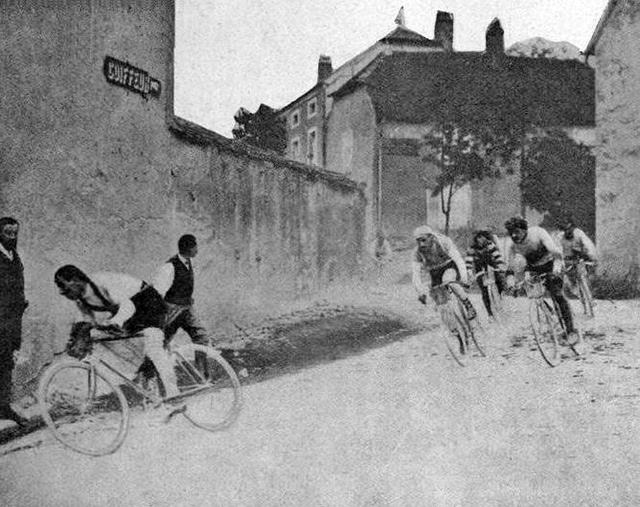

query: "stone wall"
left=591, top=0, right=640, bottom=287
left=0, top=0, right=365, bottom=388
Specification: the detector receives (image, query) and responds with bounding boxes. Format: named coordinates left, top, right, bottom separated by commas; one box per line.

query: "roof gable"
left=378, top=25, right=441, bottom=47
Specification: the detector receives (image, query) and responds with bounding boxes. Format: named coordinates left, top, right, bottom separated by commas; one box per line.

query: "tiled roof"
left=332, top=52, right=595, bottom=128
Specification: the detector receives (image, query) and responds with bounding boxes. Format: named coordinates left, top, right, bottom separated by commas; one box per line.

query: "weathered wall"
left=0, top=0, right=364, bottom=386
left=591, top=0, right=640, bottom=286
left=325, top=88, right=377, bottom=242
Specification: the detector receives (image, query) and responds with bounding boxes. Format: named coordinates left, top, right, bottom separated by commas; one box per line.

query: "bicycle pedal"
left=162, top=404, right=186, bottom=424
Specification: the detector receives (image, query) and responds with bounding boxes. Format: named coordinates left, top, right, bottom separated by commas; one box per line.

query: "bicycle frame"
left=79, top=332, right=164, bottom=406
left=86, top=332, right=219, bottom=406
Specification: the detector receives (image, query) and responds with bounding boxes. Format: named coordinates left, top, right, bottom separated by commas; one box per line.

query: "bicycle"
left=515, top=273, right=578, bottom=367
left=37, top=325, right=242, bottom=456
left=564, top=259, right=595, bottom=318
left=429, top=283, right=486, bottom=366
left=475, top=266, right=504, bottom=323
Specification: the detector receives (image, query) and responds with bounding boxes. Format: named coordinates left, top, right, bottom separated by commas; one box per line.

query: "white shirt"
left=77, top=272, right=144, bottom=327
left=153, top=254, right=192, bottom=298
left=0, top=242, right=14, bottom=260
left=506, top=226, right=563, bottom=270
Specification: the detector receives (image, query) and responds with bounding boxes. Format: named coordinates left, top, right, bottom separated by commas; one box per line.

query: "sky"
left=174, top=0, right=609, bottom=137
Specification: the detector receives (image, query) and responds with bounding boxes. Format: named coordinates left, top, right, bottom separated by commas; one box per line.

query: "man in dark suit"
left=154, top=234, right=210, bottom=347
left=0, top=217, right=29, bottom=426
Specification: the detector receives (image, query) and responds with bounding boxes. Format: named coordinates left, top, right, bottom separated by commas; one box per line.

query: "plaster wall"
left=0, top=0, right=364, bottom=386
left=590, top=0, right=640, bottom=285
left=325, top=88, right=377, bottom=242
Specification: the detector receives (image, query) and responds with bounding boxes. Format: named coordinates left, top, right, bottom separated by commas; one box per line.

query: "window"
left=307, top=97, right=317, bottom=118
left=290, top=109, right=300, bottom=128
left=291, top=136, right=301, bottom=160
left=307, top=128, right=318, bottom=165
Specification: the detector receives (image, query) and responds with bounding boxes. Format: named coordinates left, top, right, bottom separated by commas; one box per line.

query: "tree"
left=520, top=128, right=595, bottom=236
left=420, top=124, right=504, bottom=235
left=232, top=104, right=287, bottom=155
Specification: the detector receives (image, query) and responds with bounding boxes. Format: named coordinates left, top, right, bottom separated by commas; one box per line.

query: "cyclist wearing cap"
left=465, top=229, right=506, bottom=318
left=411, top=225, right=476, bottom=319
left=557, top=215, right=597, bottom=263
left=504, top=217, right=583, bottom=350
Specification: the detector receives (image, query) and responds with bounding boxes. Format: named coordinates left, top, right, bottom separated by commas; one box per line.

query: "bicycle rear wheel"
left=529, top=301, right=560, bottom=367
left=38, top=360, right=130, bottom=456
left=171, top=344, right=242, bottom=431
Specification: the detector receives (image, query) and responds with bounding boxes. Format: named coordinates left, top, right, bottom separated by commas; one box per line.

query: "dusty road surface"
left=1, top=280, right=640, bottom=507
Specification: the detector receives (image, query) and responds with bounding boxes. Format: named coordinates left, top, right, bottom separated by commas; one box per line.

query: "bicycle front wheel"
left=440, top=307, right=470, bottom=367
left=487, top=283, right=503, bottom=323
left=171, top=344, right=242, bottom=431
left=529, top=301, right=560, bottom=367
left=578, top=274, right=595, bottom=318
left=38, top=360, right=130, bottom=456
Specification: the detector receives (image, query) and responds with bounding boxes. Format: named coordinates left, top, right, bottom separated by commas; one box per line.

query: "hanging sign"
left=103, top=56, right=161, bottom=98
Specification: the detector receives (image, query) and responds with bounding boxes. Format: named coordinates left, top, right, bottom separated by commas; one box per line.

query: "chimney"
left=434, top=11, right=454, bottom=51
left=485, top=18, right=504, bottom=54
left=317, top=55, right=333, bottom=83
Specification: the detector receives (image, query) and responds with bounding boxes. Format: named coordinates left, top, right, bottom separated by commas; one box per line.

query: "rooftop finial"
left=394, top=6, right=406, bottom=27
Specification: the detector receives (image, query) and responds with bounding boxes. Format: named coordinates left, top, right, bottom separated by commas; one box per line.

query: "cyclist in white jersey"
left=504, top=217, right=583, bottom=350
left=411, top=225, right=476, bottom=319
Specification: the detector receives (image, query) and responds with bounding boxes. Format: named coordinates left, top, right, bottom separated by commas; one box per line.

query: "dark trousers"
left=164, top=302, right=210, bottom=346
left=0, top=310, right=23, bottom=408
left=529, top=261, right=575, bottom=334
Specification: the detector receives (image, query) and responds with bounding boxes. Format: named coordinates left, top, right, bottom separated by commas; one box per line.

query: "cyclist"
left=503, top=217, right=583, bottom=351
left=54, top=265, right=179, bottom=398
left=465, top=229, right=506, bottom=318
left=411, top=225, right=476, bottom=319
left=556, top=215, right=598, bottom=297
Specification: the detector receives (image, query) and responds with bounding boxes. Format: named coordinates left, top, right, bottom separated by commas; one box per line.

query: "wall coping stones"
left=168, top=116, right=362, bottom=193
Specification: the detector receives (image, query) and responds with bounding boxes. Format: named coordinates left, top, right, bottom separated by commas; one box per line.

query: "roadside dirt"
left=2, top=269, right=640, bottom=506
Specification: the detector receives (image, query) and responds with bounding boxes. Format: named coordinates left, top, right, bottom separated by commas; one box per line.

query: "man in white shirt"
left=504, top=216, right=583, bottom=351
left=54, top=265, right=179, bottom=398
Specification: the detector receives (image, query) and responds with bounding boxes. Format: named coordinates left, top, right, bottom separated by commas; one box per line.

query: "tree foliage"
left=232, top=104, right=287, bottom=155
left=420, top=123, right=507, bottom=234
left=521, top=128, right=595, bottom=236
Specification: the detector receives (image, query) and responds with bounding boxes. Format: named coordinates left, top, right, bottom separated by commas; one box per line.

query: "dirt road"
left=1, top=282, right=639, bottom=507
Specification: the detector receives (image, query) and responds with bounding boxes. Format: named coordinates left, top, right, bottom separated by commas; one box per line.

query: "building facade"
left=585, top=0, right=640, bottom=289
left=278, top=12, right=453, bottom=168
left=325, top=19, right=595, bottom=247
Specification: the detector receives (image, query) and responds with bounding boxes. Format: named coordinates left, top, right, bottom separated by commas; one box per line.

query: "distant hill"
left=506, top=37, right=583, bottom=62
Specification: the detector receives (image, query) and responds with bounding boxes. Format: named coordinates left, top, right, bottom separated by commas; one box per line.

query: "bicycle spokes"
left=38, top=362, right=130, bottom=455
